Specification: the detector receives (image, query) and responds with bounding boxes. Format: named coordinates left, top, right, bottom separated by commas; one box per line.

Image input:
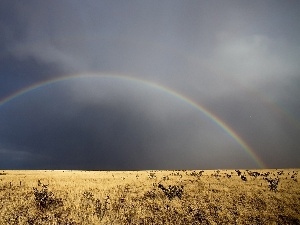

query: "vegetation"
left=0, top=169, right=299, bottom=224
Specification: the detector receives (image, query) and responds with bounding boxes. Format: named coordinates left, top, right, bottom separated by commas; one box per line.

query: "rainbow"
left=0, top=73, right=266, bottom=168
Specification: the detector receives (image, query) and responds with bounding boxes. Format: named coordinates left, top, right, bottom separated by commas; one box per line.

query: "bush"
left=264, top=178, right=279, bottom=192
left=158, top=184, right=184, bottom=200
left=33, top=181, right=63, bottom=211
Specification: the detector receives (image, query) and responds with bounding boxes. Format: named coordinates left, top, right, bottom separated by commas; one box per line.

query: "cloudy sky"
left=0, top=0, right=299, bottom=170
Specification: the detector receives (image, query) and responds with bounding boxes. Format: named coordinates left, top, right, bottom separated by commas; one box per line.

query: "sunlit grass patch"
left=0, top=169, right=299, bottom=224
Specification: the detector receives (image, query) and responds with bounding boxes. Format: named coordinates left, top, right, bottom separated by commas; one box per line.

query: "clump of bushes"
left=158, top=184, right=184, bottom=200
left=33, top=180, right=63, bottom=211
left=264, top=178, right=280, bottom=192
left=81, top=190, right=109, bottom=221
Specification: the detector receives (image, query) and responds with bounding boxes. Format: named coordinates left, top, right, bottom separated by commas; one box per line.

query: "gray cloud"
left=0, top=1, right=299, bottom=169
left=0, top=79, right=257, bottom=169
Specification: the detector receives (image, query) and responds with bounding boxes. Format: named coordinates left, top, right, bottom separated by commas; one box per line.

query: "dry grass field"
left=0, top=169, right=299, bottom=224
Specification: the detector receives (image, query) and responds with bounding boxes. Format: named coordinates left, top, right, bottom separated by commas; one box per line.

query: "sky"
left=0, top=0, right=299, bottom=170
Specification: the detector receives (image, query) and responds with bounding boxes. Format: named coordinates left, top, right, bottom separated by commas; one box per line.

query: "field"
left=0, top=169, right=299, bottom=224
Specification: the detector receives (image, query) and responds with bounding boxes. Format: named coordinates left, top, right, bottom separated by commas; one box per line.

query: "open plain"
left=0, top=169, right=299, bottom=224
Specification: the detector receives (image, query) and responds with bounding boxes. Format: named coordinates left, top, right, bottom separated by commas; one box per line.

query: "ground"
left=0, top=169, right=299, bottom=224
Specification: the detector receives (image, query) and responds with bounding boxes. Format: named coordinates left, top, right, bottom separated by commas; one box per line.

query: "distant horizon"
left=2, top=168, right=299, bottom=172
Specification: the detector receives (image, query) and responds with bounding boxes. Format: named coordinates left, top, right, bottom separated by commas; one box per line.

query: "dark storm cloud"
left=0, top=1, right=67, bottom=96
left=0, top=79, right=255, bottom=170
left=0, top=1, right=27, bottom=53
left=0, top=1, right=300, bottom=169
left=0, top=54, right=66, bottom=98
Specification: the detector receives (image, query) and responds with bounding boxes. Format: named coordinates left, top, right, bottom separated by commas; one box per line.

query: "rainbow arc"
left=0, top=73, right=266, bottom=168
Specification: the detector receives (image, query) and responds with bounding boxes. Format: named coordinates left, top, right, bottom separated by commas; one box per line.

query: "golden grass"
left=0, top=169, right=299, bottom=224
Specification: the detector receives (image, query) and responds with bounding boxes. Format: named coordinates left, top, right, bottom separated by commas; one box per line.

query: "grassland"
left=0, top=169, right=299, bottom=224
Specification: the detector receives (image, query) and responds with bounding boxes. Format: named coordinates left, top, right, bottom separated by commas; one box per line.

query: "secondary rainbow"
left=0, top=73, right=266, bottom=168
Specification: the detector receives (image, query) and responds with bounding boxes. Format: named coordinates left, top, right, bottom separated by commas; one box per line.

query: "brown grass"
left=0, top=169, right=299, bottom=224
